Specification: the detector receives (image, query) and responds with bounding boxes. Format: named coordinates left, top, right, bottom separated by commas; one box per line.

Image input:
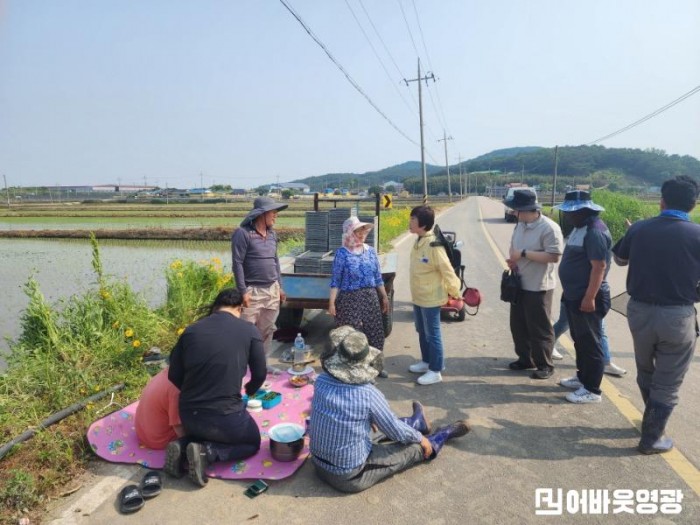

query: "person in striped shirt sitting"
left=309, top=325, right=470, bottom=493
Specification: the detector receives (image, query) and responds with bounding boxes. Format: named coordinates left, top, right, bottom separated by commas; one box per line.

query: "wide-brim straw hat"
left=240, top=197, right=288, bottom=227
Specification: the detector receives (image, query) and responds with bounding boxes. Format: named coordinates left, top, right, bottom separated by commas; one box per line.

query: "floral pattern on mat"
left=87, top=372, right=314, bottom=480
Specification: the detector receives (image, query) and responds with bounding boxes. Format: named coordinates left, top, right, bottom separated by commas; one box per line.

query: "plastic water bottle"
left=293, top=333, right=306, bottom=370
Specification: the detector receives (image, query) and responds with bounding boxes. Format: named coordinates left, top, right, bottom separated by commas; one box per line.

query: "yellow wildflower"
left=124, top=328, right=134, bottom=338
left=177, top=327, right=185, bottom=336
left=170, top=260, right=183, bottom=270
left=132, top=340, right=141, bottom=348
left=211, top=257, right=222, bottom=266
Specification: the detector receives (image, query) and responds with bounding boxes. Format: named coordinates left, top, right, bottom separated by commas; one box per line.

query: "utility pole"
left=165, top=181, right=169, bottom=205
left=437, top=131, right=453, bottom=202
left=521, top=161, right=525, bottom=184
left=404, top=58, right=435, bottom=204
left=200, top=172, right=204, bottom=201
left=551, top=145, right=559, bottom=208
left=3, top=174, right=10, bottom=207
left=457, top=154, right=463, bottom=197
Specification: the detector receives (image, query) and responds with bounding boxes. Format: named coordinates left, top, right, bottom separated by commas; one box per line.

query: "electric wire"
left=343, top=0, right=416, bottom=118
left=353, top=0, right=441, bottom=162
left=278, top=0, right=419, bottom=147
left=410, top=0, right=451, bottom=136
left=587, top=84, right=700, bottom=145
left=396, top=0, right=421, bottom=58
left=395, top=0, right=446, bottom=148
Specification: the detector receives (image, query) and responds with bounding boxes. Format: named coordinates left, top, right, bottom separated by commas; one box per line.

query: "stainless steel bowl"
left=268, top=423, right=305, bottom=463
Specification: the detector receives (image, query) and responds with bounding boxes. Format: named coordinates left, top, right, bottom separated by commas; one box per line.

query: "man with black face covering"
left=555, top=191, right=612, bottom=404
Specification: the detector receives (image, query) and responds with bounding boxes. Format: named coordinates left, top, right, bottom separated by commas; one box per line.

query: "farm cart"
left=277, top=193, right=398, bottom=337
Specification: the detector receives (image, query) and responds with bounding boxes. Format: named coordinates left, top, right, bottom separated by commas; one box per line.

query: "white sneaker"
left=408, top=361, right=430, bottom=373
left=417, top=370, right=442, bottom=385
left=559, top=376, right=583, bottom=390
left=551, top=348, right=564, bottom=360
left=604, top=362, right=627, bottom=377
left=565, top=387, right=602, bottom=404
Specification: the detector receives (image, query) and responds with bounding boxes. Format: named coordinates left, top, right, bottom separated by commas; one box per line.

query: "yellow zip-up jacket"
left=409, top=229, right=461, bottom=307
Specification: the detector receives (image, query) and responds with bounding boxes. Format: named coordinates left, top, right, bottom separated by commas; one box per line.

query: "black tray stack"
left=328, top=208, right=351, bottom=252
left=304, top=211, right=329, bottom=252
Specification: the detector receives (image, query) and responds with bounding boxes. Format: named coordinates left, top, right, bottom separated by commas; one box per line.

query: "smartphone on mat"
left=244, top=480, right=269, bottom=499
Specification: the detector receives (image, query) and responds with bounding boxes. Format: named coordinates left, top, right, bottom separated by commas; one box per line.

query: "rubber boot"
left=427, top=420, right=470, bottom=459
left=638, top=401, right=674, bottom=455
left=399, top=401, right=432, bottom=435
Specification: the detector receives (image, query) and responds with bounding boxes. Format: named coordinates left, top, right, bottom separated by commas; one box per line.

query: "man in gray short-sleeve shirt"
left=504, top=190, right=564, bottom=380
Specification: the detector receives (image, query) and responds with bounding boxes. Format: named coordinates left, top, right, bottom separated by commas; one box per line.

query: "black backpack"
left=430, top=224, right=464, bottom=285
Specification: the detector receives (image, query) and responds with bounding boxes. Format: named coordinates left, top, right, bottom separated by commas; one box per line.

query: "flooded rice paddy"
left=0, top=238, right=233, bottom=362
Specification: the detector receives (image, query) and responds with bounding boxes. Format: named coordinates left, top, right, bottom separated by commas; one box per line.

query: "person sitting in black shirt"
left=168, top=288, right=267, bottom=487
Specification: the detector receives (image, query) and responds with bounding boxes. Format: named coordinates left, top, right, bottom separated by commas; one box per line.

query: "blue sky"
left=1, top=0, right=698, bottom=188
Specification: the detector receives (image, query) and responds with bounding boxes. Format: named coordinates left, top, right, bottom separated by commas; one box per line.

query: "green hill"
left=292, top=161, right=442, bottom=191
left=288, top=146, right=699, bottom=195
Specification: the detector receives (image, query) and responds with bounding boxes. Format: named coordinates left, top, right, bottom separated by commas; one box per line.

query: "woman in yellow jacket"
left=407, top=206, right=461, bottom=385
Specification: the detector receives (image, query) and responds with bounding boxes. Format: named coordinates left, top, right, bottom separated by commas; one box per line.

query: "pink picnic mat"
left=87, top=371, right=314, bottom=480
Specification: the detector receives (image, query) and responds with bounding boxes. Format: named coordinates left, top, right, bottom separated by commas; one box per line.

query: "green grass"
left=0, top=235, right=243, bottom=522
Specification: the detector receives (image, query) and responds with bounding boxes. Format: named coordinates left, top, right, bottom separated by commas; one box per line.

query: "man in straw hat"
left=232, top=196, right=289, bottom=355
left=613, top=176, right=700, bottom=454
left=309, top=326, right=470, bottom=493
left=554, top=191, right=612, bottom=404
left=505, top=189, right=564, bottom=380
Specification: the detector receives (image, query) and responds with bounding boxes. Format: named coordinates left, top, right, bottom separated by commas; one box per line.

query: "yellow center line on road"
left=477, top=201, right=700, bottom=497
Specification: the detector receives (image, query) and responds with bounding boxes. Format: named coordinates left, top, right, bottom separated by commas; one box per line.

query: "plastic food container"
left=243, top=390, right=282, bottom=410
left=247, top=399, right=262, bottom=412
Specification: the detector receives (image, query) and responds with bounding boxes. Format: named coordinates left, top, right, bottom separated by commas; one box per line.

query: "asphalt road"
left=46, top=197, right=699, bottom=524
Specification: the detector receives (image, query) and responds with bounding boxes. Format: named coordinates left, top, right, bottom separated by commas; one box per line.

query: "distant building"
left=269, top=183, right=310, bottom=193
left=382, top=181, right=404, bottom=192
left=188, top=188, right=213, bottom=195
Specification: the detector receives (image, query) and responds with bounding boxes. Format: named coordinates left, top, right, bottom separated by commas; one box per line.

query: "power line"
left=587, top=84, right=700, bottom=145
left=411, top=0, right=451, bottom=135
left=352, top=0, right=441, bottom=164
left=357, top=0, right=444, bottom=148
left=343, top=0, right=416, bottom=118
left=396, top=0, right=420, bottom=58
left=278, top=0, right=419, bottom=147
left=396, top=0, right=447, bottom=145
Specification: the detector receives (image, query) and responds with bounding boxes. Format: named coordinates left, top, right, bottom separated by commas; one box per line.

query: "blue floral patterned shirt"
left=329, top=246, right=383, bottom=291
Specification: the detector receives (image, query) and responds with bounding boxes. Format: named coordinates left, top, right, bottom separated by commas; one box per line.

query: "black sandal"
left=118, top=485, right=145, bottom=514
left=139, top=470, right=163, bottom=499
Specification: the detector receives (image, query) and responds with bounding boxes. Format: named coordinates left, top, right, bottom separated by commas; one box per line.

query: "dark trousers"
left=563, top=291, right=610, bottom=395
left=313, top=431, right=424, bottom=493
left=180, top=408, right=261, bottom=463
left=510, top=289, right=554, bottom=370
